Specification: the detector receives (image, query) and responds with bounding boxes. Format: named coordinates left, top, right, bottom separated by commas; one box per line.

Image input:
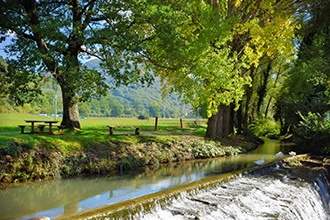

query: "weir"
left=67, top=161, right=330, bottom=220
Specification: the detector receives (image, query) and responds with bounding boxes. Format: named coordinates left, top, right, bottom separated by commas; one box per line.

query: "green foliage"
left=144, top=1, right=247, bottom=117
left=117, top=156, right=146, bottom=172
left=191, top=140, right=224, bottom=159
left=249, top=117, right=280, bottom=138
left=141, top=0, right=298, bottom=120
left=0, top=146, right=62, bottom=183
left=0, top=56, right=8, bottom=97
left=295, top=112, right=330, bottom=153
left=274, top=1, right=330, bottom=136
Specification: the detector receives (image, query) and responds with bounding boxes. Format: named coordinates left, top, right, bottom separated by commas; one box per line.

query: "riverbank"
left=284, top=154, right=330, bottom=183
left=0, top=133, right=261, bottom=189
left=247, top=153, right=330, bottom=188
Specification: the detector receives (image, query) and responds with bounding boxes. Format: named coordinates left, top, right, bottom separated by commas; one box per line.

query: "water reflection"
left=0, top=139, right=283, bottom=220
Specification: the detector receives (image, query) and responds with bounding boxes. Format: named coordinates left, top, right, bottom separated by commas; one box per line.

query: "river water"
left=0, top=139, right=329, bottom=219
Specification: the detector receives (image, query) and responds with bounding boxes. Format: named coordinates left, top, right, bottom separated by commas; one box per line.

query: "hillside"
left=82, top=58, right=193, bottom=118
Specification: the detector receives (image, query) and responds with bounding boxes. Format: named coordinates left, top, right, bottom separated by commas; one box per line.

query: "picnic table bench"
left=21, top=120, right=59, bottom=134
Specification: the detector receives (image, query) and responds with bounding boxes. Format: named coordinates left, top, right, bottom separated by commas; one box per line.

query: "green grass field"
left=0, top=113, right=206, bottom=134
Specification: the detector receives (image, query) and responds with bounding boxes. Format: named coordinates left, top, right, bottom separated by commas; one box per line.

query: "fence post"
left=155, top=117, right=158, bottom=131
left=107, top=126, right=114, bottom=135
left=180, top=118, right=183, bottom=128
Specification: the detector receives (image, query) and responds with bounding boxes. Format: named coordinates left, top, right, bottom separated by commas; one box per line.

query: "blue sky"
left=0, top=34, right=14, bottom=59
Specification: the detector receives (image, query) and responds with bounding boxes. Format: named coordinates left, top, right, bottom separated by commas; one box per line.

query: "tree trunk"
left=228, top=104, right=235, bottom=134
left=206, top=104, right=234, bottom=139
left=206, top=114, right=217, bottom=139
left=236, top=103, right=243, bottom=134
left=264, top=96, right=272, bottom=118
left=222, top=104, right=231, bottom=137
left=61, top=87, right=81, bottom=130
left=244, top=85, right=253, bottom=134
left=215, top=105, right=223, bottom=138
left=257, top=62, right=271, bottom=113
left=243, top=67, right=255, bottom=134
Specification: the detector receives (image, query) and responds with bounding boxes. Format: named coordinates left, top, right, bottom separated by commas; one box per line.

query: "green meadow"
left=0, top=113, right=206, bottom=134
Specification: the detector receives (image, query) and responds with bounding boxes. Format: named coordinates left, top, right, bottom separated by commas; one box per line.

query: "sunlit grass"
left=0, top=113, right=207, bottom=134
left=0, top=113, right=208, bottom=155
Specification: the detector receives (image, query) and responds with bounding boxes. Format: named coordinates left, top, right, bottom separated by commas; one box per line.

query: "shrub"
left=191, top=140, right=224, bottom=159
left=249, top=117, right=280, bottom=138
left=138, top=115, right=147, bottom=120
left=295, top=112, right=330, bottom=153
left=117, top=155, right=145, bottom=172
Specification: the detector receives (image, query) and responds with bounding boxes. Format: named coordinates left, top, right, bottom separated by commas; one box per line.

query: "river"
left=0, top=139, right=329, bottom=219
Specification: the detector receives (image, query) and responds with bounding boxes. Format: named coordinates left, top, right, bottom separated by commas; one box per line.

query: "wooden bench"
left=38, top=124, right=47, bottom=134
left=106, top=126, right=140, bottom=135
left=18, top=125, right=26, bottom=134
left=57, top=125, right=65, bottom=134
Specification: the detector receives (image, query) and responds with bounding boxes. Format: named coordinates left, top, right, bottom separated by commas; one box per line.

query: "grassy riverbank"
left=0, top=114, right=260, bottom=188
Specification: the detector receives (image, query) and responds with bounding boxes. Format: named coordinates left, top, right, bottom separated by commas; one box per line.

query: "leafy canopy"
left=140, top=0, right=298, bottom=117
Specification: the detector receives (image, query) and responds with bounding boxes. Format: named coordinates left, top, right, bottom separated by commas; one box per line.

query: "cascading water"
left=86, top=162, right=330, bottom=220
left=140, top=175, right=329, bottom=220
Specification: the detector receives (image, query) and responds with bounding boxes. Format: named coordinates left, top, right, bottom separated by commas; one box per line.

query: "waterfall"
left=315, top=175, right=330, bottom=211
left=140, top=175, right=329, bottom=220
left=77, top=162, right=330, bottom=220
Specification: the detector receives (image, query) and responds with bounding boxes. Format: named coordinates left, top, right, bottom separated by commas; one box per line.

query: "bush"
left=117, top=155, right=145, bottom=172
left=249, top=117, right=280, bottom=138
left=138, top=115, right=147, bottom=120
left=191, top=140, right=224, bottom=159
left=295, top=112, right=330, bottom=153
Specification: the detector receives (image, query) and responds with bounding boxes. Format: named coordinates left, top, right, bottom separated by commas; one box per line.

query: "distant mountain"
left=84, top=58, right=193, bottom=118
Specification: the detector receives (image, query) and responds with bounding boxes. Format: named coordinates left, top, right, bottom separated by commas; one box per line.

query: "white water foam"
left=139, top=176, right=329, bottom=220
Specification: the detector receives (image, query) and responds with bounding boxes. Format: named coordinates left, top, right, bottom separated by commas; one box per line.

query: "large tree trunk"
left=221, top=104, right=231, bottom=137
left=206, top=104, right=234, bottom=139
left=206, top=114, right=217, bottom=139
left=60, top=86, right=81, bottom=130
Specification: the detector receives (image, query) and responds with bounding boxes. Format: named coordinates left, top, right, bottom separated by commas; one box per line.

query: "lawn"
left=0, top=113, right=207, bottom=158
left=0, top=113, right=206, bottom=134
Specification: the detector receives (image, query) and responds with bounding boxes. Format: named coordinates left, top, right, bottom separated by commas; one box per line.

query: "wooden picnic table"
left=25, top=120, right=59, bottom=134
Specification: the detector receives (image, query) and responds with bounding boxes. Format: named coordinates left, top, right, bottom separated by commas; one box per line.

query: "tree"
left=149, top=101, right=160, bottom=117
left=0, top=0, right=153, bottom=129
left=108, top=96, right=124, bottom=117
left=274, top=0, right=330, bottom=136
left=141, top=0, right=298, bottom=138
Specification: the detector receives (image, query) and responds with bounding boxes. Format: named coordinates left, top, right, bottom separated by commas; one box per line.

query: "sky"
left=0, top=33, right=15, bottom=59
left=0, top=41, right=8, bottom=58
